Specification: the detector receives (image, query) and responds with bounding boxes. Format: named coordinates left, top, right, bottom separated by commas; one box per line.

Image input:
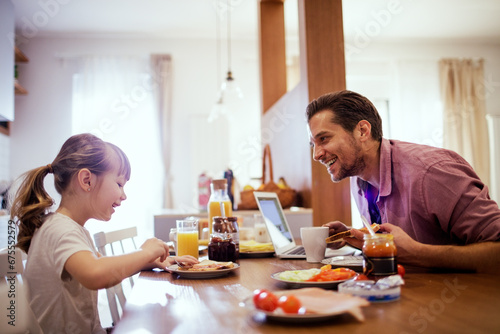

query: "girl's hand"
left=154, top=255, right=199, bottom=270
left=167, top=255, right=199, bottom=267
left=140, top=238, right=170, bottom=263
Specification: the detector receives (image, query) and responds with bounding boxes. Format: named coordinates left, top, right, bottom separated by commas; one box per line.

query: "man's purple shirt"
left=352, top=139, right=500, bottom=245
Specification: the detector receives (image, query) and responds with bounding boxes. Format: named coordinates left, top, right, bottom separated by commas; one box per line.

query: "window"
left=72, top=56, right=162, bottom=237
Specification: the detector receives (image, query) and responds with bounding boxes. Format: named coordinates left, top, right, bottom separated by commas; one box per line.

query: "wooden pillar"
left=258, top=0, right=287, bottom=113
left=301, top=0, right=352, bottom=226
left=257, top=0, right=351, bottom=227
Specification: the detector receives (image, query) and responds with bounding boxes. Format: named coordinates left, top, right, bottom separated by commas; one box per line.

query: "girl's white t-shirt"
left=24, top=212, right=105, bottom=334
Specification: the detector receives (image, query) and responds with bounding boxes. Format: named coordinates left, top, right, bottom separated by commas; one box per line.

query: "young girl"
left=10, top=133, right=198, bottom=333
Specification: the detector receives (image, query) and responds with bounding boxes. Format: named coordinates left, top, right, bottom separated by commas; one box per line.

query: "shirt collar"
left=379, top=138, right=392, bottom=197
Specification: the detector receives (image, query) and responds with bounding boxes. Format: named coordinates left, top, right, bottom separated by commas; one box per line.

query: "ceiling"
left=11, top=0, right=500, bottom=43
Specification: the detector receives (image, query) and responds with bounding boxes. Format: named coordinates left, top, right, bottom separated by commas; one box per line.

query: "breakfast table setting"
left=112, top=243, right=500, bottom=333
left=113, top=187, right=500, bottom=334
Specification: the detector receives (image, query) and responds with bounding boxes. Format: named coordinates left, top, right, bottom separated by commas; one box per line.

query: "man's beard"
left=331, top=156, right=365, bottom=182
left=330, top=141, right=365, bottom=182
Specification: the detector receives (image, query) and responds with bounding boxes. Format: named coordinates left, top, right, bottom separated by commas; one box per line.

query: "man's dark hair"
left=306, top=90, right=383, bottom=141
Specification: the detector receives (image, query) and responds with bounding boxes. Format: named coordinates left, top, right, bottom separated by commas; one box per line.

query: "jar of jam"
left=362, top=234, right=397, bottom=277
left=208, top=217, right=238, bottom=262
left=226, top=216, right=239, bottom=255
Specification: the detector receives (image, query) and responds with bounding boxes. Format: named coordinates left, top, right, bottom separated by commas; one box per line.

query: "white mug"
left=253, top=214, right=270, bottom=243
left=300, top=226, right=328, bottom=263
left=254, top=223, right=270, bottom=243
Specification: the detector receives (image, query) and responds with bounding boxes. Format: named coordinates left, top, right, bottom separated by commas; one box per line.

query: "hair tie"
left=47, top=164, right=53, bottom=174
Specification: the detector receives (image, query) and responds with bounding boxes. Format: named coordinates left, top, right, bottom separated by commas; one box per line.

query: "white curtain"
left=150, top=55, right=173, bottom=209
left=439, top=58, right=490, bottom=186
left=72, top=56, right=163, bottom=237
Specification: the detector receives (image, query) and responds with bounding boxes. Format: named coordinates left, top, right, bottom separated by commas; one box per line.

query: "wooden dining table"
left=112, top=251, right=500, bottom=334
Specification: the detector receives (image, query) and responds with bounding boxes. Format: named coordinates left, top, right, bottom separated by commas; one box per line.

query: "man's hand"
left=378, top=223, right=422, bottom=264
left=323, top=221, right=356, bottom=249
left=380, top=223, right=500, bottom=273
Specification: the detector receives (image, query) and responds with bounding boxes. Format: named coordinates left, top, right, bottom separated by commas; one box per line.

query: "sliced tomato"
left=306, top=267, right=356, bottom=282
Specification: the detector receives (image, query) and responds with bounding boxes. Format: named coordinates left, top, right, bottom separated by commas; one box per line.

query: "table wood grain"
left=112, top=255, right=500, bottom=334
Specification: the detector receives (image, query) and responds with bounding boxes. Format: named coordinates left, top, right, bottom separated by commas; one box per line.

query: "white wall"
left=9, top=37, right=261, bottom=222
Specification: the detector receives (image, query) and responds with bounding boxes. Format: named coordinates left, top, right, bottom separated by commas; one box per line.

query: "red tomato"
left=353, top=274, right=369, bottom=281
left=397, top=264, right=405, bottom=277
left=254, top=290, right=278, bottom=312
left=278, top=295, right=302, bottom=314
left=252, top=289, right=268, bottom=305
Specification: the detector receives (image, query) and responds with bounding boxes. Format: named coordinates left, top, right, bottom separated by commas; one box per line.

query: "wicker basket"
left=238, top=144, right=296, bottom=210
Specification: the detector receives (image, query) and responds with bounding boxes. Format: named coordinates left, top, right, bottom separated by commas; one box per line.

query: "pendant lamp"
left=208, top=0, right=243, bottom=123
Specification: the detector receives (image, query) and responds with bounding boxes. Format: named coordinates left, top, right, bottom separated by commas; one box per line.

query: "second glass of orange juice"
left=176, top=219, right=199, bottom=258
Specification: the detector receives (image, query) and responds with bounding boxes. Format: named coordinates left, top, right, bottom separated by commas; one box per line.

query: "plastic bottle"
left=223, top=169, right=234, bottom=209
left=198, top=173, right=211, bottom=212
left=207, top=179, right=232, bottom=235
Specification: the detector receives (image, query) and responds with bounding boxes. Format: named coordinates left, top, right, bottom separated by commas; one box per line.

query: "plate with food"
left=240, top=287, right=369, bottom=323
left=239, top=240, right=275, bottom=258
left=321, top=255, right=363, bottom=270
left=271, top=265, right=357, bottom=289
left=167, top=259, right=239, bottom=279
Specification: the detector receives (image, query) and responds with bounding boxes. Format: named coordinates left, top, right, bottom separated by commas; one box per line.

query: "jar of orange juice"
left=207, top=179, right=232, bottom=234
left=362, top=234, right=397, bottom=277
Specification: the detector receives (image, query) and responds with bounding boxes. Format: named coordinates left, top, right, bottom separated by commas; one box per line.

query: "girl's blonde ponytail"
left=11, top=165, right=54, bottom=253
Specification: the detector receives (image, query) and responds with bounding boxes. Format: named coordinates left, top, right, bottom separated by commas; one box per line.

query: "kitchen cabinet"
left=0, top=46, right=28, bottom=136
left=0, top=122, right=9, bottom=136
left=0, top=0, right=15, bottom=126
left=14, top=46, right=29, bottom=95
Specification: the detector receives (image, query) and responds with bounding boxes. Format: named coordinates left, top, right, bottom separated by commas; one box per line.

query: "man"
left=307, top=90, right=500, bottom=273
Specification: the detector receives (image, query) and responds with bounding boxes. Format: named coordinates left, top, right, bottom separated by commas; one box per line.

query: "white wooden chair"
left=93, top=227, right=138, bottom=326
left=0, top=247, right=43, bottom=333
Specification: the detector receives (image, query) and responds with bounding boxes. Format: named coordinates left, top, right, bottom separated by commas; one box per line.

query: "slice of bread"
left=325, top=223, right=380, bottom=244
left=178, top=259, right=235, bottom=271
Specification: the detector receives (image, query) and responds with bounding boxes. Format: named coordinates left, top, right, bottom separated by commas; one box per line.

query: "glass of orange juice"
left=176, top=219, right=199, bottom=258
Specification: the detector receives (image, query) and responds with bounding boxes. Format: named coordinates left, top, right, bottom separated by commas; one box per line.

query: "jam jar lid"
left=212, top=216, right=238, bottom=233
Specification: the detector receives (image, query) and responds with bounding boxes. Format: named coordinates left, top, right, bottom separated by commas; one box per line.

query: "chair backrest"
left=0, top=248, right=44, bottom=333
left=93, top=227, right=138, bottom=326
